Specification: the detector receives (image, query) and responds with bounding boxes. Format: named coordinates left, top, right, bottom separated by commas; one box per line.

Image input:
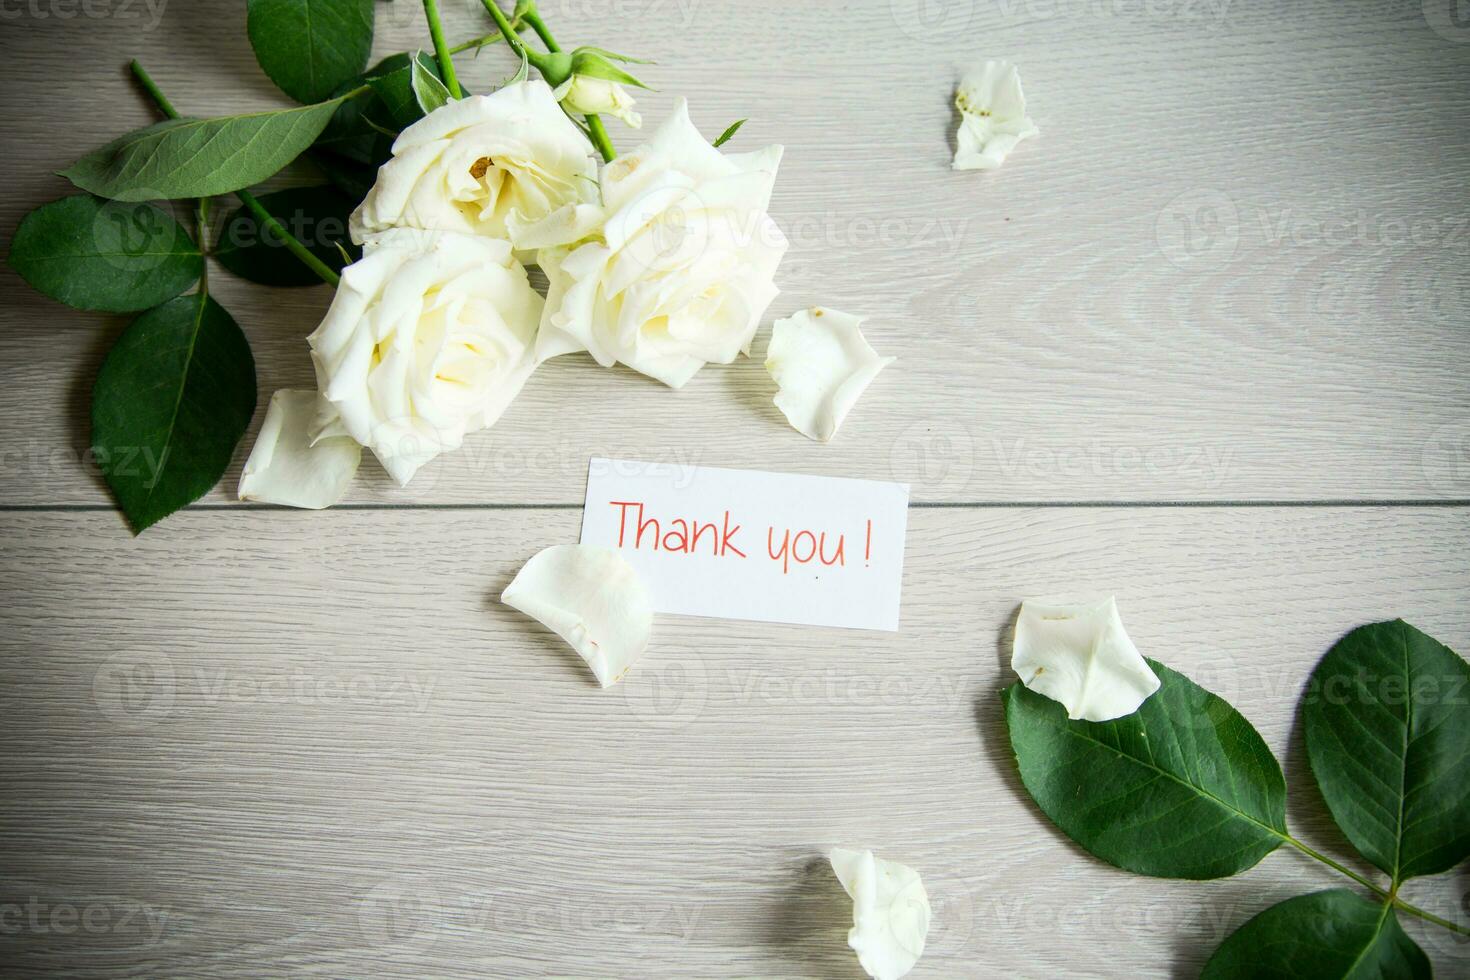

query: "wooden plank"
left=1, top=506, right=1467, bottom=976
left=1, top=2, right=1468, bottom=505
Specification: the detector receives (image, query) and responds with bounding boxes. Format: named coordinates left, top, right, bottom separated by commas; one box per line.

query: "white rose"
left=350, top=80, right=595, bottom=249
left=552, top=74, right=641, bottom=129
left=309, top=229, right=543, bottom=486
left=524, top=99, right=788, bottom=388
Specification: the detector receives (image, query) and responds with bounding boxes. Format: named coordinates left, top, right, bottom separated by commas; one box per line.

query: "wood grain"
left=1, top=507, right=1468, bottom=977
left=1, top=1, right=1468, bottom=978
left=0, top=1, right=1468, bottom=505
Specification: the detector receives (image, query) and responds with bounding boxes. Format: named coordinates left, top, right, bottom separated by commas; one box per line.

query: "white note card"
left=580, top=458, right=909, bottom=631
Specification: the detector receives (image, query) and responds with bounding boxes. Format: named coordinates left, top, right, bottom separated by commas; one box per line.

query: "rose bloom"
left=522, top=99, right=788, bottom=388
left=350, top=80, right=595, bottom=249
left=309, top=229, right=543, bottom=485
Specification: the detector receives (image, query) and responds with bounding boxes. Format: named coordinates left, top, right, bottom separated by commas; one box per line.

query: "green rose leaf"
left=367, top=52, right=449, bottom=130
left=61, top=99, right=349, bottom=202
left=411, top=53, right=453, bottom=115
left=8, top=195, right=201, bottom=313
left=1200, top=890, right=1430, bottom=980
left=1303, top=619, right=1470, bottom=883
left=247, top=0, right=375, bottom=104
left=214, top=186, right=361, bottom=287
left=712, top=119, right=747, bottom=148
left=93, top=294, right=257, bottom=533
left=1003, top=660, right=1287, bottom=879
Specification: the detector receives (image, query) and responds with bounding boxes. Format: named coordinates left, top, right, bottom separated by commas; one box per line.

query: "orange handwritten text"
left=609, top=501, right=747, bottom=558
left=766, top=526, right=846, bottom=574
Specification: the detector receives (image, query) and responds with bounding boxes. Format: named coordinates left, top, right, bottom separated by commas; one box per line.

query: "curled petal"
left=828, top=848, right=931, bottom=980
left=953, top=60, right=1038, bottom=171
left=765, top=307, right=894, bottom=442
left=238, top=390, right=361, bottom=509
left=1011, top=596, right=1161, bottom=721
left=502, top=545, right=653, bottom=687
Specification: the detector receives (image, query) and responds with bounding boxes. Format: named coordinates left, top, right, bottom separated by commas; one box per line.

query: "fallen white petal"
left=238, top=390, right=361, bottom=509
left=501, top=545, right=652, bottom=687
left=953, top=59, right=1038, bottom=171
left=829, top=848, right=931, bottom=980
left=1012, top=596, right=1161, bottom=721
left=766, top=307, right=894, bottom=442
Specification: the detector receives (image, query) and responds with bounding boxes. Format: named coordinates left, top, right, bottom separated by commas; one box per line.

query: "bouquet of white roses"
left=10, top=0, right=795, bottom=531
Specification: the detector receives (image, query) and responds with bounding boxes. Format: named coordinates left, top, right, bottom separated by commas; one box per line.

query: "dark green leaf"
left=92, top=294, right=257, bottom=533
left=713, top=119, right=747, bottom=148
left=1303, top=619, right=1470, bottom=883
left=411, top=52, right=453, bottom=115
left=1201, top=890, right=1430, bottom=980
left=214, top=186, right=360, bottom=287
left=247, top=0, right=375, bottom=104
left=61, top=100, right=349, bottom=202
left=367, top=52, right=446, bottom=130
left=1003, top=660, right=1287, bottom=879
left=8, top=195, right=201, bottom=312
left=309, top=149, right=378, bottom=200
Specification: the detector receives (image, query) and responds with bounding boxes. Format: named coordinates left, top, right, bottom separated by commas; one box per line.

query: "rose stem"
left=478, top=0, right=617, bottom=163
left=129, top=61, right=343, bottom=289
left=422, top=0, right=464, bottom=99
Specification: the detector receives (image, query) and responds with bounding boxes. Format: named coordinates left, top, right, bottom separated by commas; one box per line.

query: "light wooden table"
left=2, top=1, right=1469, bottom=977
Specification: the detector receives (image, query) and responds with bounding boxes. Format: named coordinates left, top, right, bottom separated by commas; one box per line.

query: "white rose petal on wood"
left=237, top=390, right=361, bottom=509
left=1012, top=596, right=1161, bottom=721
left=828, top=848, right=931, bottom=980
left=501, top=545, right=653, bottom=688
left=953, top=59, right=1038, bottom=171
left=765, top=307, right=894, bottom=443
